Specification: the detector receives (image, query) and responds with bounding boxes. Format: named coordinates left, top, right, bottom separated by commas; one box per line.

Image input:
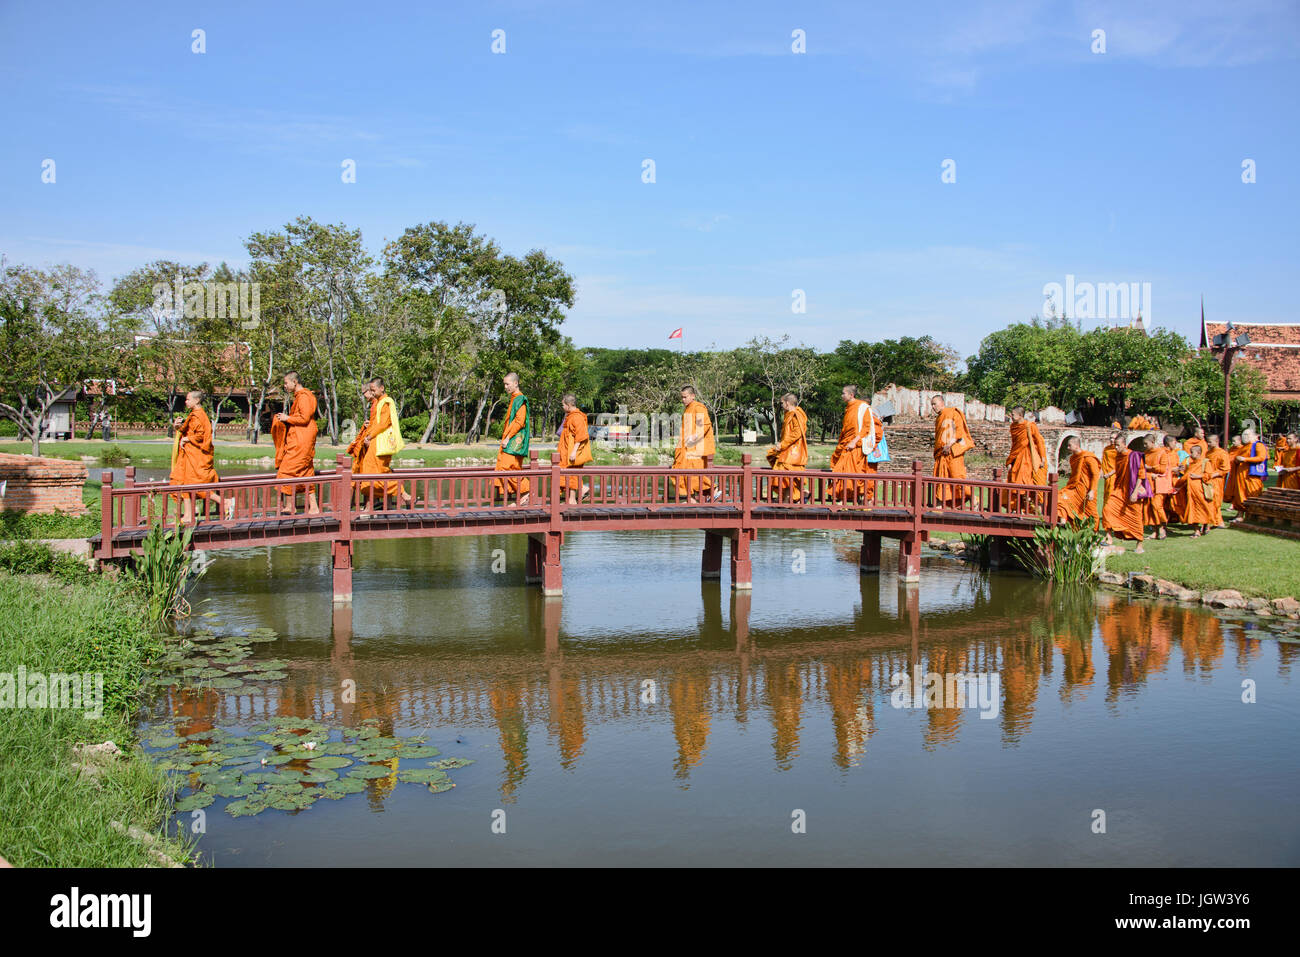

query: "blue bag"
left=1248, top=442, right=1268, bottom=479
left=867, top=436, right=891, bottom=464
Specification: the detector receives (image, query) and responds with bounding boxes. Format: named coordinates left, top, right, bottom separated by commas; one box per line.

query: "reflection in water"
left=148, top=531, right=1300, bottom=865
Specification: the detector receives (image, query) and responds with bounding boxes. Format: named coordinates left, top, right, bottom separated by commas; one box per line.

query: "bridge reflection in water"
left=158, top=549, right=1298, bottom=808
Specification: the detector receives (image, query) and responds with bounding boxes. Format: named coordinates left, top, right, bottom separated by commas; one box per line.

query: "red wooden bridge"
left=91, top=451, right=1058, bottom=601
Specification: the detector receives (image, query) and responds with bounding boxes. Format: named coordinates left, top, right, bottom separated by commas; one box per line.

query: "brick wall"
left=0, top=453, right=89, bottom=515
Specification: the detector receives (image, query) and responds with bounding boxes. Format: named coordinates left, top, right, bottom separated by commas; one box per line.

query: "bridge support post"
left=702, top=531, right=723, bottom=579
left=541, top=530, right=563, bottom=597
left=859, top=531, right=881, bottom=573
left=988, top=536, right=1007, bottom=569
left=332, top=540, right=353, bottom=603
left=730, top=530, right=753, bottom=590
left=897, top=532, right=921, bottom=583
left=525, top=535, right=543, bottom=583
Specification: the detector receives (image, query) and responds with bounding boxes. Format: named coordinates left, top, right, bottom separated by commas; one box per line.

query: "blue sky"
left=2, top=0, right=1297, bottom=361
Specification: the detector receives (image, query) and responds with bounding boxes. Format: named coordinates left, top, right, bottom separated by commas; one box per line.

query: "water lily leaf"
left=297, top=769, right=339, bottom=783
left=396, top=769, right=449, bottom=784
left=174, top=792, right=214, bottom=811
left=431, top=758, right=475, bottom=769
left=427, top=780, right=455, bottom=793
left=209, top=677, right=245, bottom=690
left=213, top=781, right=257, bottom=798
left=325, top=777, right=368, bottom=794
left=249, top=670, right=289, bottom=681
left=354, top=749, right=397, bottom=761
left=308, top=756, right=352, bottom=769
left=348, top=764, right=392, bottom=780
left=244, top=770, right=300, bottom=786
left=225, top=798, right=267, bottom=817
left=148, top=735, right=184, bottom=749
left=263, top=753, right=295, bottom=766
left=397, top=745, right=440, bottom=758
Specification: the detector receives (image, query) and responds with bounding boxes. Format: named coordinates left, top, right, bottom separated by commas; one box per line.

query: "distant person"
left=1227, top=429, right=1269, bottom=512
left=674, top=385, right=716, bottom=503
left=101, top=411, right=112, bottom=443
left=829, top=385, right=882, bottom=505
left=1005, top=406, right=1047, bottom=512
left=1103, top=434, right=1153, bottom=552
left=169, top=391, right=232, bottom=523
left=1182, top=425, right=1208, bottom=459
left=273, top=371, right=321, bottom=515
left=1055, top=435, right=1101, bottom=528
left=931, top=394, right=974, bottom=508
left=767, top=392, right=808, bottom=502
left=1100, top=431, right=1125, bottom=507
left=1277, top=432, right=1300, bottom=489
left=556, top=393, right=592, bottom=504
left=1274, top=432, right=1291, bottom=469
left=1204, top=434, right=1231, bottom=527
left=350, top=378, right=409, bottom=513
left=495, top=372, right=531, bottom=506
left=1174, top=444, right=1218, bottom=537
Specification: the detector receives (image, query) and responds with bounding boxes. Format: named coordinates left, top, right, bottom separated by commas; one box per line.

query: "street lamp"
left=1209, top=310, right=1251, bottom=445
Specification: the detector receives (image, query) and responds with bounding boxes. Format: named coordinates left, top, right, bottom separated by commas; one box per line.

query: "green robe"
left=502, top=393, right=530, bottom=457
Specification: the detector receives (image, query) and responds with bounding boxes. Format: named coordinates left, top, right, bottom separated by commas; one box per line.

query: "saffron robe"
left=350, top=396, right=402, bottom=500
left=1279, top=445, right=1300, bottom=490
left=1102, top=449, right=1148, bottom=541
left=1176, top=459, right=1218, bottom=526
left=1227, top=441, right=1268, bottom=508
left=830, top=399, right=881, bottom=504
left=1056, top=450, right=1101, bottom=527
left=169, top=406, right=221, bottom=504
left=556, top=407, right=592, bottom=491
left=933, top=406, right=974, bottom=506
left=495, top=392, right=531, bottom=496
left=1143, top=447, right=1177, bottom=525
left=274, top=388, right=319, bottom=495
left=768, top=406, right=809, bottom=501
left=1204, top=447, right=1231, bottom=526
left=674, top=399, right=716, bottom=497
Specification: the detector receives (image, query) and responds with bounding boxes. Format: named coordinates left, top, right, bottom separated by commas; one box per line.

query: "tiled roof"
left=1200, top=321, right=1300, bottom=398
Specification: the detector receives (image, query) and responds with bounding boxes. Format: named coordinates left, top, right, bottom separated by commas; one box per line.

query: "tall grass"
left=130, top=522, right=203, bottom=625
left=1009, top=517, right=1106, bottom=584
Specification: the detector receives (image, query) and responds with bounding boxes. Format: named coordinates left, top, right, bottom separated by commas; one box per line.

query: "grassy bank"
left=1102, top=525, right=1300, bottom=600
left=0, top=554, right=193, bottom=867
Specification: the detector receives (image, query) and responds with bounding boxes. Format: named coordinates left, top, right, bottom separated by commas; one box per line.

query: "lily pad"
left=431, top=757, right=475, bottom=769
left=174, top=792, right=214, bottom=811
left=347, top=764, right=392, bottom=780
left=397, top=769, right=449, bottom=784
left=297, top=769, right=339, bottom=783
left=325, top=777, right=367, bottom=795
left=308, top=756, right=352, bottom=769
left=225, top=798, right=267, bottom=817
left=427, top=780, right=455, bottom=794
left=396, top=745, right=440, bottom=758
left=212, top=781, right=257, bottom=798
left=148, top=735, right=184, bottom=749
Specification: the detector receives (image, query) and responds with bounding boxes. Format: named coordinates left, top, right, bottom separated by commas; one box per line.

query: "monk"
left=674, top=385, right=717, bottom=502
left=1005, top=406, right=1047, bottom=512
left=1055, top=435, right=1101, bottom=528
left=931, top=394, right=974, bottom=508
left=1100, top=431, right=1124, bottom=508
left=556, top=393, right=592, bottom=504
left=1175, top=444, right=1218, bottom=537
left=1143, top=434, right=1178, bottom=538
left=1277, top=432, right=1300, bottom=489
left=169, top=390, right=233, bottom=523
left=829, top=385, right=882, bottom=505
left=274, top=372, right=320, bottom=515
left=1182, top=426, right=1208, bottom=460
left=1274, top=433, right=1290, bottom=468
left=349, top=378, right=410, bottom=514
left=1227, top=428, right=1269, bottom=512
left=1128, top=413, right=1153, bottom=430
left=495, top=372, right=531, bottom=506
left=766, top=392, right=808, bottom=503
left=1103, top=435, right=1152, bottom=551
left=1204, top=434, right=1231, bottom=528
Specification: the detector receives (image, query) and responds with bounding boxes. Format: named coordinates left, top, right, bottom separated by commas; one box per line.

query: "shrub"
left=98, top=444, right=130, bottom=466
left=0, top=539, right=91, bottom=583
left=129, top=523, right=204, bottom=625
left=1009, top=517, right=1106, bottom=583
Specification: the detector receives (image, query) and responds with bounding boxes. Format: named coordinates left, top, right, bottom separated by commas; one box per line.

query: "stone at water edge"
left=1271, top=596, right=1300, bottom=615
left=1202, top=589, right=1247, bottom=610
left=1154, top=579, right=1201, bottom=602
left=1129, top=574, right=1157, bottom=594
left=1097, top=571, right=1125, bottom=585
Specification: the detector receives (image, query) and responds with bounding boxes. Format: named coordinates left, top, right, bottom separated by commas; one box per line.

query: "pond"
left=140, top=530, right=1300, bottom=866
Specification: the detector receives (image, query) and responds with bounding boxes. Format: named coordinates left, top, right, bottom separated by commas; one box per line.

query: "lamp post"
left=1209, top=316, right=1251, bottom=445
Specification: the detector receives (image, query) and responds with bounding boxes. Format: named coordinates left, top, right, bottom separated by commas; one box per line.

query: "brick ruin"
left=0, top=453, right=89, bottom=515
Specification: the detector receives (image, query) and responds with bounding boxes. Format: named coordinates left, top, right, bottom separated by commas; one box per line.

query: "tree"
left=965, top=318, right=1082, bottom=409
left=744, top=335, right=824, bottom=439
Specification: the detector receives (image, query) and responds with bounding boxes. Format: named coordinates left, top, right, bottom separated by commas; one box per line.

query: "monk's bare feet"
left=1134, top=545, right=1145, bottom=553
left=518, top=494, right=529, bottom=506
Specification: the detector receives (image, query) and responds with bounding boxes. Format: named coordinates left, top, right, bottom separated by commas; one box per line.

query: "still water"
left=145, top=530, right=1300, bottom=866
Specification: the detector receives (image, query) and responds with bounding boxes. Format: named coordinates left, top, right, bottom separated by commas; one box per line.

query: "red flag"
left=668, top=327, right=683, bottom=340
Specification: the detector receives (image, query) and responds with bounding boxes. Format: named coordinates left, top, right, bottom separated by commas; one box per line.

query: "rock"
left=1154, top=579, right=1183, bottom=597
left=1247, top=598, right=1271, bottom=612
left=1097, top=571, right=1125, bottom=586
left=1129, top=574, right=1158, bottom=594
left=1272, top=597, right=1300, bottom=615
left=1202, top=589, right=1247, bottom=609
left=71, top=740, right=123, bottom=780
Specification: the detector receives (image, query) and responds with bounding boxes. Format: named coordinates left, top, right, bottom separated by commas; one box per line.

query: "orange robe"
left=674, top=400, right=716, bottom=497
left=1176, top=459, right=1218, bottom=526
left=1273, top=438, right=1290, bottom=467
left=1056, top=450, right=1101, bottom=527
left=932, top=406, right=974, bottom=506
left=1227, top=441, right=1268, bottom=508
left=274, top=389, right=319, bottom=495
left=768, top=406, right=809, bottom=501
left=1205, top=447, right=1231, bottom=526
left=1142, top=447, right=1176, bottom=525
left=1102, top=449, right=1148, bottom=541
left=1006, top=420, right=1047, bottom=485
left=556, top=407, right=592, bottom=491
left=349, top=397, right=401, bottom=500
left=1280, top=446, right=1300, bottom=490
left=494, top=393, right=531, bottom=496
left=1100, top=446, right=1122, bottom=504
left=1182, top=437, right=1208, bottom=459
left=1129, top=415, right=1152, bottom=430
left=169, top=406, right=221, bottom=503
left=830, top=399, right=882, bottom=504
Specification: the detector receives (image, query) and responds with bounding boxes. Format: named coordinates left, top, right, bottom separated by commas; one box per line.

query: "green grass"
left=1103, top=525, right=1300, bottom=600
left=0, top=564, right=194, bottom=867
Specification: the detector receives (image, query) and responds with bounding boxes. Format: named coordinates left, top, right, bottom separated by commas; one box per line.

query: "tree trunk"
left=419, top=400, right=438, bottom=445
